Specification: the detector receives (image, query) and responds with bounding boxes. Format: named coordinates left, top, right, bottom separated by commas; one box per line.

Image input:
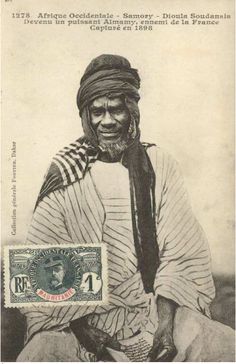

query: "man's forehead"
left=90, top=96, right=124, bottom=108
left=45, top=263, right=64, bottom=270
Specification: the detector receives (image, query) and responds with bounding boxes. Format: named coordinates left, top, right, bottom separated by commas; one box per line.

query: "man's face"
left=89, top=96, right=130, bottom=150
left=45, top=264, right=65, bottom=289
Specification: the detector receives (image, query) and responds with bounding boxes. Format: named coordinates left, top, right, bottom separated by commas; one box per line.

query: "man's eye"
left=112, top=108, right=124, bottom=114
left=113, top=111, right=121, bottom=115
left=92, top=110, right=103, bottom=117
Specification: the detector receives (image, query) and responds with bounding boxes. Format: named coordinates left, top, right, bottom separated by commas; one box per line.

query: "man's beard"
left=98, top=138, right=129, bottom=160
left=50, top=278, right=59, bottom=287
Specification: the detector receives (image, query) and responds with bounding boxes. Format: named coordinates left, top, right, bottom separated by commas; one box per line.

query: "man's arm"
left=148, top=296, right=177, bottom=362
left=146, top=148, right=215, bottom=361
left=70, top=317, right=124, bottom=361
left=21, top=190, right=105, bottom=343
left=151, top=149, right=215, bottom=313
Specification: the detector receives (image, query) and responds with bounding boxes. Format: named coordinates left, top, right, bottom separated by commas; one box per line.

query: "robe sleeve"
left=26, top=189, right=73, bottom=245
left=152, top=149, right=215, bottom=317
left=21, top=189, right=111, bottom=343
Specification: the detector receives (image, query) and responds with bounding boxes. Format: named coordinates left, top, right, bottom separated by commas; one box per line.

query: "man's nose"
left=100, top=111, right=116, bottom=127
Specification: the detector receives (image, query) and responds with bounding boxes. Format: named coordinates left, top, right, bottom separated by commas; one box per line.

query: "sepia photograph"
left=1, top=0, right=235, bottom=361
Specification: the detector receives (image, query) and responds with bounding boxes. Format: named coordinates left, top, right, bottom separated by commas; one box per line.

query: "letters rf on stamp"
left=4, top=244, right=108, bottom=307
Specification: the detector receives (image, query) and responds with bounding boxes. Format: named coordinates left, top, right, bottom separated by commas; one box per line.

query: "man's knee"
left=173, top=306, right=235, bottom=362
left=17, top=330, right=82, bottom=362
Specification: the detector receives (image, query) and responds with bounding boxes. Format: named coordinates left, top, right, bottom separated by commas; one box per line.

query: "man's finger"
left=96, top=342, right=105, bottom=359
left=156, top=348, right=168, bottom=360
left=156, top=347, right=177, bottom=362
left=147, top=341, right=161, bottom=361
left=107, top=337, right=125, bottom=351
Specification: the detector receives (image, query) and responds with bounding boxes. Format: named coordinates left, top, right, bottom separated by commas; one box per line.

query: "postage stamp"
left=4, top=244, right=108, bottom=307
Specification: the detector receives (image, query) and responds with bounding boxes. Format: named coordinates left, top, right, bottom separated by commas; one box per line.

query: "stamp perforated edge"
left=4, top=243, right=108, bottom=308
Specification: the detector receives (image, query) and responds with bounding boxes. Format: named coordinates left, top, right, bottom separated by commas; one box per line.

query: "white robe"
left=17, top=146, right=234, bottom=361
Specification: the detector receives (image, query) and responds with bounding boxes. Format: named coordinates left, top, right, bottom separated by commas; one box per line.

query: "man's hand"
left=70, top=317, right=123, bottom=360
left=147, top=323, right=177, bottom=361
left=147, top=296, right=178, bottom=362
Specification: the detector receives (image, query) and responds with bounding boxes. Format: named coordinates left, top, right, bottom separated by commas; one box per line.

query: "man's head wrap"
left=77, top=54, right=140, bottom=112
left=76, top=54, right=141, bottom=146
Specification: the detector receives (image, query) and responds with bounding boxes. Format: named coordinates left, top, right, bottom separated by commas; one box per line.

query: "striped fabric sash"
left=35, top=138, right=98, bottom=208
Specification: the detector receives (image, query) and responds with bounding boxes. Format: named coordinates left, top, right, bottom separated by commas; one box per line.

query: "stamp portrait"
left=4, top=244, right=108, bottom=307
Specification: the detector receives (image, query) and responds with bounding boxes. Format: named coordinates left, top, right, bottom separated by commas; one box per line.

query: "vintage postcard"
left=1, top=0, right=235, bottom=362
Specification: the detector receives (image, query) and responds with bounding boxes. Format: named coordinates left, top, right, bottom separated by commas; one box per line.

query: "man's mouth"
left=51, top=279, right=59, bottom=285
left=99, top=131, right=121, bottom=139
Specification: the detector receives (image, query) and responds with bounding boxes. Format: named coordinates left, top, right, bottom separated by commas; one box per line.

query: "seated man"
left=17, top=54, right=235, bottom=362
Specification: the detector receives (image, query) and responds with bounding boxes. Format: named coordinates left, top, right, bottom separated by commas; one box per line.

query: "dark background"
left=1, top=273, right=235, bottom=361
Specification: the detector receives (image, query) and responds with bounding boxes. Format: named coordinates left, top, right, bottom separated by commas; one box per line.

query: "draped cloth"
left=19, top=143, right=217, bottom=361
left=123, top=142, right=159, bottom=293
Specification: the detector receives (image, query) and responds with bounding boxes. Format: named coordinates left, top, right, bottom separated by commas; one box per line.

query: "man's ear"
left=81, top=107, right=99, bottom=147
left=127, top=116, right=137, bottom=140
left=124, top=96, right=140, bottom=139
